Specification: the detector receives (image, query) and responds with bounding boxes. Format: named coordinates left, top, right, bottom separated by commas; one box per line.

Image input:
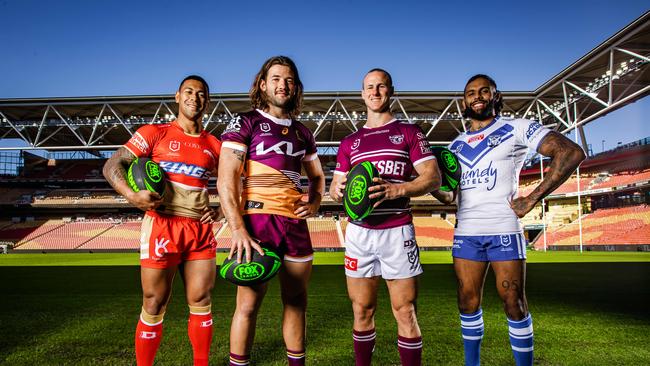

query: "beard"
left=463, top=99, right=496, bottom=120
left=266, top=91, right=295, bottom=111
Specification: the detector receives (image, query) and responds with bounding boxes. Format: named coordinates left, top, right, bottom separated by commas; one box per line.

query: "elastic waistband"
left=146, top=210, right=202, bottom=222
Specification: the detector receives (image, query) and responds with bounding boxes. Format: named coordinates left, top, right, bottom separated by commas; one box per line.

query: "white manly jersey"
left=449, top=116, right=550, bottom=235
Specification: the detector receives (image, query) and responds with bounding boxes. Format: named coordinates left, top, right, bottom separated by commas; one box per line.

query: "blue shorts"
left=452, top=233, right=527, bottom=262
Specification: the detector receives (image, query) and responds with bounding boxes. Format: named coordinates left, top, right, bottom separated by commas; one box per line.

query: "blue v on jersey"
left=449, top=116, right=550, bottom=236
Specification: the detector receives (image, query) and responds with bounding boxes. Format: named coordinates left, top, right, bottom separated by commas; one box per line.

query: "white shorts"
left=344, top=223, right=423, bottom=280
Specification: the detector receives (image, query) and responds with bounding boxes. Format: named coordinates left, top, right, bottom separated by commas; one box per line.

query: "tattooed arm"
left=217, top=146, right=263, bottom=263
left=102, top=147, right=161, bottom=211
left=511, top=131, right=586, bottom=217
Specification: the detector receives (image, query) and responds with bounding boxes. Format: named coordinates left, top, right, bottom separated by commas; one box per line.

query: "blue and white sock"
left=508, top=313, right=534, bottom=366
left=460, top=308, right=484, bottom=366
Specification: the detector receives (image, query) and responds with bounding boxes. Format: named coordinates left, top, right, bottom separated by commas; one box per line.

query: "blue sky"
left=0, top=0, right=648, bottom=150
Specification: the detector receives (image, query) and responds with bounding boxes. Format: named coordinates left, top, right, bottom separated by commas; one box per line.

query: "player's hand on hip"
left=330, top=176, right=347, bottom=202
left=229, top=228, right=265, bottom=263
left=294, top=200, right=318, bottom=218
left=127, top=190, right=162, bottom=211
left=510, top=196, right=536, bottom=218
left=369, top=177, right=403, bottom=208
left=200, top=206, right=219, bottom=224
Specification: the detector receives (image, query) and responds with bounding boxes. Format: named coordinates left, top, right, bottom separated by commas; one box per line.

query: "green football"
left=127, top=157, right=166, bottom=196
left=431, top=146, right=461, bottom=192
left=343, top=161, right=380, bottom=221
left=219, top=248, right=282, bottom=286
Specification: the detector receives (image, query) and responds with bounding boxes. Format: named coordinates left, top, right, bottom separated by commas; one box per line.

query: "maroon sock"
left=353, top=329, right=376, bottom=366
left=397, top=335, right=422, bottom=366
left=287, top=348, right=305, bottom=366
left=229, top=352, right=249, bottom=366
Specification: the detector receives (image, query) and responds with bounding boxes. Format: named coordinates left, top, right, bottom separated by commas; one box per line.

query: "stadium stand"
left=16, top=221, right=115, bottom=250
left=412, top=216, right=454, bottom=248
left=534, top=205, right=650, bottom=248
left=307, top=218, right=342, bottom=248
left=78, top=221, right=141, bottom=250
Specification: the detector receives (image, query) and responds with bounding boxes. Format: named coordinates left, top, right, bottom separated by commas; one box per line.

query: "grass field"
left=1, top=252, right=649, bottom=365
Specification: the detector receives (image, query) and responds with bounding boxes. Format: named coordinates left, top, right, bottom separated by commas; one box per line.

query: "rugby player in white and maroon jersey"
left=103, top=76, right=221, bottom=366
left=330, top=69, right=441, bottom=366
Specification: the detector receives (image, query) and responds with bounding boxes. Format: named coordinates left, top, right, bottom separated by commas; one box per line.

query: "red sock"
left=397, top=335, right=422, bottom=366
left=135, top=318, right=163, bottom=366
left=188, top=312, right=213, bottom=366
left=353, top=328, right=376, bottom=366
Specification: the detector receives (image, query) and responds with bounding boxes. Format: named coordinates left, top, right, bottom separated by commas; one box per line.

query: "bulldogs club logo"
left=488, top=135, right=502, bottom=147
left=454, top=143, right=464, bottom=154
left=351, top=138, right=361, bottom=150
left=389, top=134, right=404, bottom=145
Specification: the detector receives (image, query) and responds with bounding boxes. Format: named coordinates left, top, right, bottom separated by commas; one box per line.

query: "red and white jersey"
left=124, top=120, right=221, bottom=219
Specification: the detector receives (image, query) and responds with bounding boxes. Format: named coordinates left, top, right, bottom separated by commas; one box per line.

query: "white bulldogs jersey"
left=449, top=116, right=551, bottom=235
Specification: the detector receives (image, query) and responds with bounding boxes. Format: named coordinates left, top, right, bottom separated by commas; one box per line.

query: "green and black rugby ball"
left=127, top=157, right=166, bottom=196
left=431, top=146, right=461, bottom=192
left=219, top=248, right=282, bottom=286
left=343, top=161, right=380, bottom=221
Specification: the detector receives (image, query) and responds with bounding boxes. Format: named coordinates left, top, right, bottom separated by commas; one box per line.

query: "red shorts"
left=140, top=211, right=216, bottom=269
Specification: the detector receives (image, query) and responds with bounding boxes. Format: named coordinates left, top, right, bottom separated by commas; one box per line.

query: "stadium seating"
left=533, top=205, right=650, bottom=248
left=78, top=221, right=141, bottom=250
left=307, top=218, right=342, bottom=248
left=0, top=220, right=63, bottom=244
left=16, top=221, right=114, bottom=250
left=589, top=169, right=650, bottom=190
left=412, top=217, right=454, bottom=247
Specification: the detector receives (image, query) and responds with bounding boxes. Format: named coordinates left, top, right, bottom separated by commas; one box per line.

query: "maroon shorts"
left=243, top=214, right=313, bottom=262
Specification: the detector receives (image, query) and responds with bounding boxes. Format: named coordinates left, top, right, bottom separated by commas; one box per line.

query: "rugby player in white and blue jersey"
left=432, top=74, right=585, bottom=366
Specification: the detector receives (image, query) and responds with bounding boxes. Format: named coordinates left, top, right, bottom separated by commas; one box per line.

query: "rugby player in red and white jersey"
left=330, top=69, right=441, bottom=366
left=218, top=56, right=325, bottom=366
left=103, top=75, right=221, bottom=366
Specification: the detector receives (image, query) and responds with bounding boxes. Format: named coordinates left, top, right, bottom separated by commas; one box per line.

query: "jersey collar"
left=256, top=109, right=292, bottom=126
left=362, top=118, right=398, bottom=129
left=466, top=116, right=500, bottom=135
left=171, top=120, right=205, bottom=137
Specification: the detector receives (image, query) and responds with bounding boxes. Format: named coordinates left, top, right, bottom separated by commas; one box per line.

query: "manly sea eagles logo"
left=389, top=134, right=404, bottom=145
left=351, top=138, right=361, bottom=150
left=488, top=135, right=502, bottom=147
left=260, top=122, right=271, bottom=133
left=169, top=140, right=180, bottom=152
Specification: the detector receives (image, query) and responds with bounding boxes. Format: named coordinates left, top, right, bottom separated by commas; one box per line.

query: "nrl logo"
left=260, top=122, right=271, bottom=132
left=169, top=140, right=180, bottom=152
left=389, top=134, right=404, bottom=145
left=500, top=235, right=511, bottom=247
left=488, top=135, right=502, bottom=147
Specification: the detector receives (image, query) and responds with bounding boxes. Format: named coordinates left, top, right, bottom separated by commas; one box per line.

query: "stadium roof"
left=1, top=11, right=648, bottom=151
